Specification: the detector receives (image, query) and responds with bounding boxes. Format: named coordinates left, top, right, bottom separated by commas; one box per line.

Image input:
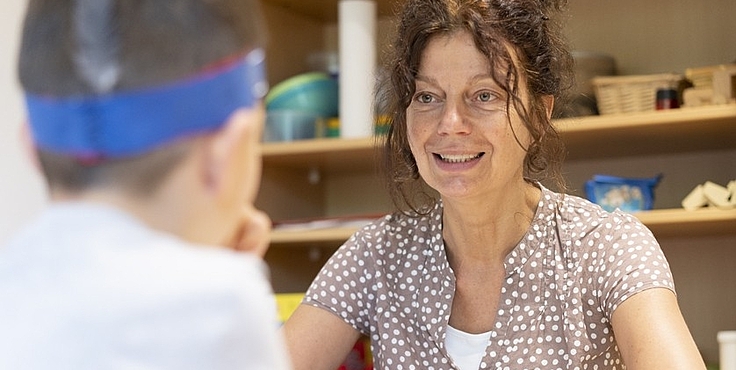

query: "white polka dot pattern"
left=304, top=186, right=675, bottom=369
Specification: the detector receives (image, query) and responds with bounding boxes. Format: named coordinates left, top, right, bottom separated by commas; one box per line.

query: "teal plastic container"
left=263, top=110, right=318, bottom=142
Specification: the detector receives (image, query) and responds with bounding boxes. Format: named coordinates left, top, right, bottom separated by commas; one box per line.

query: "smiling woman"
left=406, top=31, right=534, bottom=203
left=281, top=1, right=707, bottom=369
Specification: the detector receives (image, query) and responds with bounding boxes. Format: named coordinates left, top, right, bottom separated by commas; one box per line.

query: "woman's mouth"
left=435, top=153, right=484, bottom=163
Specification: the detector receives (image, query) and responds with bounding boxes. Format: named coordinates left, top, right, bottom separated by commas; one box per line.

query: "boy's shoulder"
left=0, top=201, right=270, bottom=295
left=0, top=202, right=279, bottom=368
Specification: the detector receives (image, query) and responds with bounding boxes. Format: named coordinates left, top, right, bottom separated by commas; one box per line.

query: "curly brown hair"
left=378, top=0, right=574, bottom=214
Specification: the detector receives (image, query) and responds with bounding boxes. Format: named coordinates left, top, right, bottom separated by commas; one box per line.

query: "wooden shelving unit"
left=257, top=1, right=736, bottom=362
left=262, top=104, right=736, bottom=244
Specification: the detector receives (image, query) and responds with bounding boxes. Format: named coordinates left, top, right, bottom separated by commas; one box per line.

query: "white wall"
left=0, top=0, right=47, bottom=244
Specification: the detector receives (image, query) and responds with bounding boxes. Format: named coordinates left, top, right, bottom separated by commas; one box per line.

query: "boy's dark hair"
left=18, top=0, right=266, bottom=194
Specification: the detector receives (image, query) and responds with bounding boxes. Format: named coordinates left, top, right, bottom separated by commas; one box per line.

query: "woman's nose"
left=437, top=98, right=471, bottom=135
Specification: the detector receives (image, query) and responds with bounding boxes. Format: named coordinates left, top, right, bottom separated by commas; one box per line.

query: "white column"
left=338, top=0, right=376, bottom=139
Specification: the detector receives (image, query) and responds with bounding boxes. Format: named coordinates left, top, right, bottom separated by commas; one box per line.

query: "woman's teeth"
left=438, top=153, right=482, bottom=163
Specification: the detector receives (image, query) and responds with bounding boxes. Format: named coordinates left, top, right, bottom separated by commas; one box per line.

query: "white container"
left=719, top=331, right=736, bottom=370
left=338, top=0, right=377, bottom=139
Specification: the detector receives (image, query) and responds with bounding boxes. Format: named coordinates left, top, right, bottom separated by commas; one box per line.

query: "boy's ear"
left=202, top=107, right=263, bottom=196
left=20, top=121, right=42, bottom=172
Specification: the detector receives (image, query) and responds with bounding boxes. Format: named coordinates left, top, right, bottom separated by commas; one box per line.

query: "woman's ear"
left=542, top=95, right=555, bottom=120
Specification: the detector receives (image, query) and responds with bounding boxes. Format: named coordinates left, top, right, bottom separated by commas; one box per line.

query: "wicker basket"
left=685, top=64, right=736, bottom=88
left=592, top=73, right=682, bottom=115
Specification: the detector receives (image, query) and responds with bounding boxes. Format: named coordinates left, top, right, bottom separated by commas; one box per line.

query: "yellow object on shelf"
left=275, top=293, right=305, bottom=324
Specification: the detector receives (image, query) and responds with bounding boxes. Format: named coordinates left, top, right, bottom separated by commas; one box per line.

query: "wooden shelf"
left=271, top=227, right=357, bottom=246
left=268, top=208, right=736, bottom=246
left=556, top=104, right=736, bottom=160
left=262, top=137, right=379, bottom=172
left=633, top=208, right=736, bottom=238
left=261, top=0, right=396, bottom=22
left=262, top=104, right=736, bottom=169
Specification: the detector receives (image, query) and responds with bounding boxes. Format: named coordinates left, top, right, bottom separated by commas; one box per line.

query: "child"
left=0, top=0, right=290, bottom=368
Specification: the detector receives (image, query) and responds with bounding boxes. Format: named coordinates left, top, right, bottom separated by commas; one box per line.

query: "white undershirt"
left=445, top=325, right=493, bottom=370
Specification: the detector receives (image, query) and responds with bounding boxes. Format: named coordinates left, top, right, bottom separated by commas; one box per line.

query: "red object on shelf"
left=337, top=338, right=372, bottom=370
left=656, top=88, right=680, bottom=110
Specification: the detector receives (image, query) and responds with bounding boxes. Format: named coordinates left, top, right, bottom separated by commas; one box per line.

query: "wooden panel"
left=261, top=0, right=397, bottom=22
left=265, top=245, right=335, bottom=292
left=658, top=235, right=736, bottom=365
left=256, top=166, right=326, bottom=221
left=261, top=2, right=325, bottom=84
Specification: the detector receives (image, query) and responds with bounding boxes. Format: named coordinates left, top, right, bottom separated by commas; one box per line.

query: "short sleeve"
left=303, top=225, right=378, bottom=336
left=588, top=210, right=676, bottom=317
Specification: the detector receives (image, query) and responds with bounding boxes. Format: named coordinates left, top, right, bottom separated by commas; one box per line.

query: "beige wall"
left=566, top=0, right=736, bottom=75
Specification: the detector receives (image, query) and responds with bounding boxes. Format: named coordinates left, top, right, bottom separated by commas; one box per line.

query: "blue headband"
left=25, top=48, right=267, bottom=159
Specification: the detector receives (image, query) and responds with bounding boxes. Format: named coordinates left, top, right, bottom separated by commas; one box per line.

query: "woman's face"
left=406, top=31, right=532, bottom=201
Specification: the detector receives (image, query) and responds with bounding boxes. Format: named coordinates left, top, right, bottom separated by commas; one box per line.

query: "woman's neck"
left=441, top=181, right=541, bottom=266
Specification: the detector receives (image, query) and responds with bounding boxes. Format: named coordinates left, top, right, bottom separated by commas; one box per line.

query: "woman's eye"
left=416, top=93, right=434, bottom=103
left=477, top=91, right=495, bottom=102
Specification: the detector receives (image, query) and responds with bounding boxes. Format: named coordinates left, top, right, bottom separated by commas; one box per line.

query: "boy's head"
left=19, top=0, right=267, bottom=194
left=18, top=0, right=269, bottom=246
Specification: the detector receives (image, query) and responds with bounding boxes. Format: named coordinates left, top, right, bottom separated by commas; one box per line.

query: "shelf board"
left=261, top=0, right=396, bottom=22
left=262, top=137, right=379, bottom=172
left=633, top=207, right=736, bottom=238
left=270, top=226, right=358, bottom=247
left=557, top=104, right=736, bottom=160
left=269, top=208, right=736, bottom=247
left=262, top=104, right=736, bottom=170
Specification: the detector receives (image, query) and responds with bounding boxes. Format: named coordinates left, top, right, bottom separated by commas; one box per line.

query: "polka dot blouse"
left=304, top=186, right=675, bottom=369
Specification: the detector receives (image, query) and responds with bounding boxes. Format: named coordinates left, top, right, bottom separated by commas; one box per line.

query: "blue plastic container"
left=265, top=72, right=338, bottom=119
left=585, top=174, right=662, bottom=213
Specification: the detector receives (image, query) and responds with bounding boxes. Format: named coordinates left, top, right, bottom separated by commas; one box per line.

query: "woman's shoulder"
left=346, top=204, right=444, bottom=256
left=550, top=189, right=655, bottom=242
left=543, top=189, right=651, bottom=241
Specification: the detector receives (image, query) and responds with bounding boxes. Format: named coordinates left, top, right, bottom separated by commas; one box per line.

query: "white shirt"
left=0, top=202, right=291, bottom=370
left=445, top=325, right=492, bottom=370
